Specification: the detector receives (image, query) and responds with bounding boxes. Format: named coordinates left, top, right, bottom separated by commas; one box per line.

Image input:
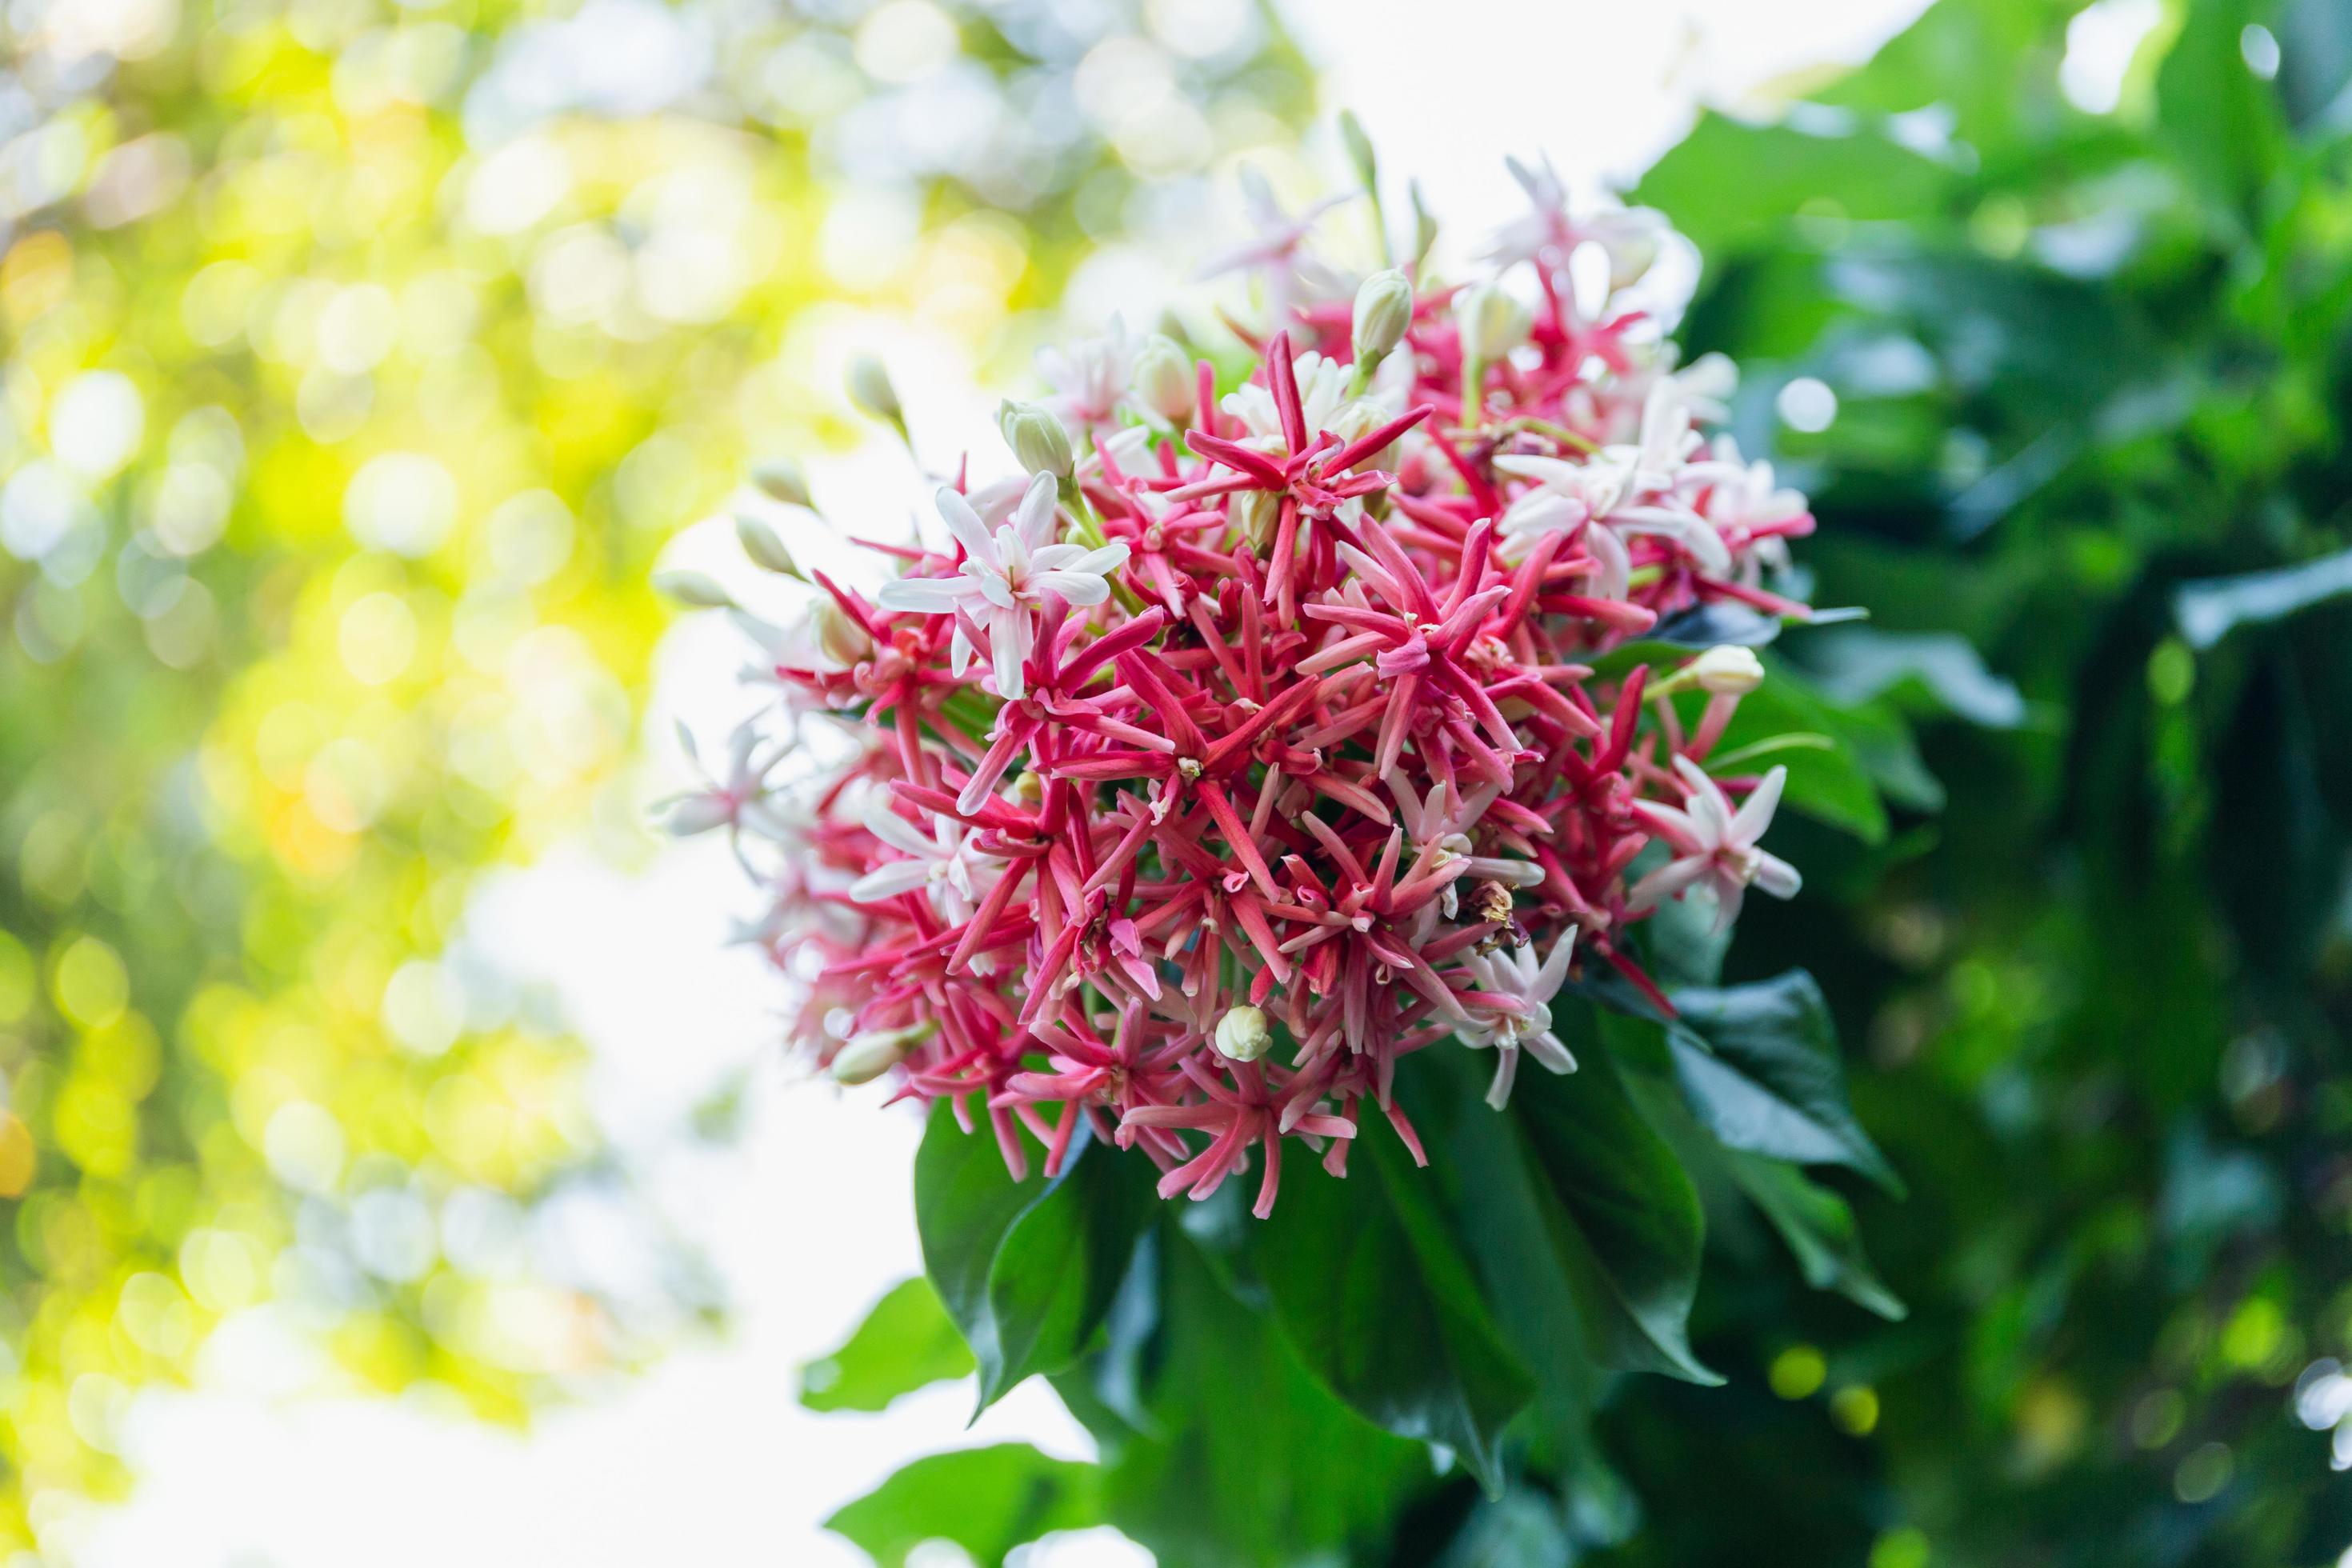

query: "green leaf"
left=1634, top=108, right=1954, bottom=262
left=823, top=1443, right=1100, bottom=1568
left=1502, top=1035, right=1721, bottom=1386
left=914, top=1105, right=1155, bottom=1410
left=1092, top=1234, right=1429, bottom=1566
left=798, top=1275, right=975, bottom=1413
left=1670, top=970, right=1903, bottom=1195
left=1724, top=1152, right=1907, bottom=1322
left=2174, top=546, right=2352, bottom=650
left=1709, top=667, right=1896, bottom=842
left=982, top=1133, right=1158, bottom=1404
left=1802, top=627, right=2026, bottom=728
left=1251, top=1127, right=1535, bottom=1493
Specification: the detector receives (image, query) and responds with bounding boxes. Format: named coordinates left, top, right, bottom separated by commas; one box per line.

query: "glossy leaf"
left=1669, top=971, right=1903, bottom=1194
left=798, top=1276, right=975, bottom=1414
left=914, top=1106, right=1154, bottom=1410
left=1503, top=1037, right=1721, bottom=1386
left=1724, top=1152, right=1906, bottom=1321
left=1251, top=1126, right=1537, bottom=1493
left=823, top=1444, right=1100, bottom=1568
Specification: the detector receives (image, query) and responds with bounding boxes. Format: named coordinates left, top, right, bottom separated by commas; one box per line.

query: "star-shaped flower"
left=874, top=473, right=1129, bottom=700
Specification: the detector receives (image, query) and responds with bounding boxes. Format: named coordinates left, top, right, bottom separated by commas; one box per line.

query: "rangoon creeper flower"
left=848, top=796, right=998, bottom=923
left=1198, top=166, right=1353, bottom=324
left=683, top=154, right=1846, bottom=1213
left=874, top=473, right=1130, bottom=700
left=1457, top=927, right=1581, bottom=1110
left=1628, top=757, right=1802, bottom=930
left=1483, top=152, right=1670, bottom=290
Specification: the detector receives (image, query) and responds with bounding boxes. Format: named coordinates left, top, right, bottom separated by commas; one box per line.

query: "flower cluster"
left=675, top=162, right=1824, bottom=1216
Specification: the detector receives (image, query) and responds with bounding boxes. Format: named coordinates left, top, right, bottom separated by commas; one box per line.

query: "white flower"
left=848, top=796, right=997, bottom=922
left=1037, top=315, right=1134, bottom=434
left=1494, top=379, right=1732, bottom=576
left=1483, top=154, right=1671, bottom=291
left=1455, top=926, right=1580, bottom=1110
left=1626, top=756, right=1802, bottom=931
left=654, top=720, right=794, bottom=846
left=873, top=473, right=1129, bottom=700
left=1198, top=166, right=1351, bottom=324
left=1220, top=349, right=1357, bottom=446
left=1675, top=352, right=1739, bottom=426
left=1690, top=434, right=1810, bottom=536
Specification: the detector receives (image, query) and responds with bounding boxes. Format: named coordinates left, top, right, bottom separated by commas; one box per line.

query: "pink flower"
left=695, top=156, right=1838, bottom=1212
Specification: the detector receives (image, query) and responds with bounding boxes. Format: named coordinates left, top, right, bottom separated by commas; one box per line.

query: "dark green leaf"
left=1094, top=1234, right=1429, bottom=1566
left=1504, top=1036, right=1721, bottom=1386
left=1724, top=1151, right=1907, bottom=1321
left=823, top=1443, right=1099, bottom=1568
left=798, top=1275, right=975, bottom=1413
left=1670, top=970, right=1903, bottom=1194
left=981, top=1127, right=1159, bottom=1403
left=914, top=1105, right=1155, bottom=1410
left=1251, top=1126, right=1535, bottom=1493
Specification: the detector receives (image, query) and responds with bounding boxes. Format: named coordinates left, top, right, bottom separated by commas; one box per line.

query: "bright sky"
left=74, top=2, right=1930, bottom=1563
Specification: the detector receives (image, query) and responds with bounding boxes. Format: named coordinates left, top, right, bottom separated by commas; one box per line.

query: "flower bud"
left=1454, top=281, right=1532, bottom=362
left=846, top=354, right=902, bottom=426
left=735, top=514, right=802, bottom=577
left=654, top=569, right=733, bottom=609
left=812, top=597, right=873, bottom=668
left=752, top=458, right=811, bottom=509
left=998, top=398, right=1074, bottom=479
left=1230, top=488, right=1278, bottom=549
left=830, top=1024, right=926, bottom=1085
left=1607, top=230, right=1661, bottom=291
left=1351, top=268, right=1413, bottom=364
left=1690, top=644, right=1766, bottom=695
left=1330, top=398, right=1400, bottom=475
left=1213, top=1005, right=1271, bottom=1063
left=1131, top=334, right=1196, bottom=424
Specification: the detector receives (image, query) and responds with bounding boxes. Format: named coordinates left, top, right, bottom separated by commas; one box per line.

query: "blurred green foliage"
left=808, top=0, right=2352, bottom=1563
left=0, top=0, right=1309, bottom=1549
left=1606, top=0, right=2352, bottom=1560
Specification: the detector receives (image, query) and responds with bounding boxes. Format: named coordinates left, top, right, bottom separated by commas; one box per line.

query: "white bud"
left=1213, top=1005, right=1272, bottom=1063
left=735, top=514, right=802, bottom=577
left=846, top=355, right=902, bottom=425
left=654, top=570, right=733, bottom=609
left=1330, top=399, right=1399, bottom=474
left=1606, top=230, right=1661, bottom=291
left=752, top=458, right=811, bottom=508
left=1454, top=281, right=1532, bottom=362
left=813, top=597, right=872, bottom=668
left=1230, top=488, right=1278, bottom=549
left=1352, top=268, right=1413, bottom=363
left=1691, top=645, right=1766, bottom=696
left=998, top=399, right=1074, bottom=479
left=830, top=1025, right=924, bottom=1085
left=1131, top=334, right=1196, bottom=424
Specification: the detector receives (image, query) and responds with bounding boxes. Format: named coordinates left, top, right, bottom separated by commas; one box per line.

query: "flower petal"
left=1730, top=764, right=1788, bottom=845
left=935, top=485, right=1001, bottom=569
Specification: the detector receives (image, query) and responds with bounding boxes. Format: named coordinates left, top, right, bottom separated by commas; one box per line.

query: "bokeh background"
left=4, top=0, right=2350, bottom=1563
